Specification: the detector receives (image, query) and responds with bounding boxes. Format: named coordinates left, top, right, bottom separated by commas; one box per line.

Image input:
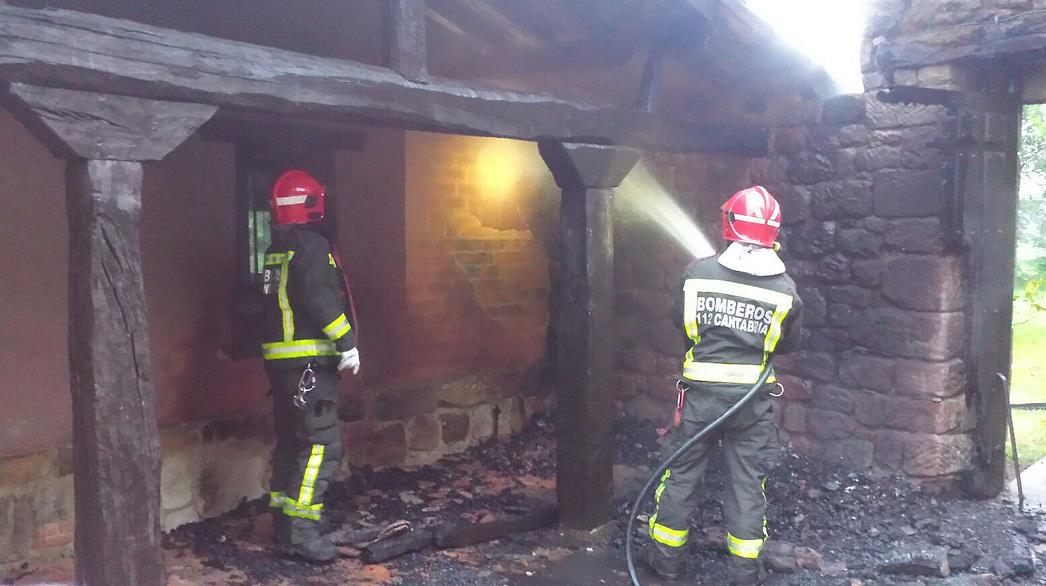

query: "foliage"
left=1017, top=106, right=1046, bottom=308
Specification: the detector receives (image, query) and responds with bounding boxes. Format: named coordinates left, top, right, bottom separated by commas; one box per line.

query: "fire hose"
left=625, top=358, right=777, bottom=586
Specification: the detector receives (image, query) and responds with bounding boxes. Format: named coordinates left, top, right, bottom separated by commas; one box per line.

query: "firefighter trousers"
left=648, top=383, right=779, bottom=562
left=267, top=365, right=343, bottom=543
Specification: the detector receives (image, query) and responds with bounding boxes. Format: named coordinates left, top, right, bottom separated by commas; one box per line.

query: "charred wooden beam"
left=5, top=84, right=215, bottom=586
left=875, top=11, right=1046, bottom=70
left=0, top=5, right=766, bottom=155
left=361, top=528, right=435, bottom=563
left=434, top=505, right=558, bottom=548
left=539, top=142, right=639, bottom=530
left=384, top=0, right=429, bottom=83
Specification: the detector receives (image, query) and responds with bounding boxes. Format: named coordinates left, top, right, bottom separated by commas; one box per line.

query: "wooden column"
left=384, top=0, right=429, bottom=83
left=953, top=95, right=1021, bottom=497
left=539, top=142, right=639, bottom=530
left=5, top=84, right=216, bottom=585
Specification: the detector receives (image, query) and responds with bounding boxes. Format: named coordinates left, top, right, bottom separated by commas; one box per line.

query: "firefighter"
left=261, top=169, right=360, bottom=563
left=643, top=186, right=804, bottom=584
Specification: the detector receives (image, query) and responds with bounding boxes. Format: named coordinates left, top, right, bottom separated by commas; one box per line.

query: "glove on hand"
left=338, top=347, right=360, bottom=375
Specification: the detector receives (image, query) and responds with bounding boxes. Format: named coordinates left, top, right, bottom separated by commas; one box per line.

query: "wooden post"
left=384, top=0, right=429, bottom=83
left=539, top=142, right=639, bottom=530
left=5, top=84, right=215, bottom=585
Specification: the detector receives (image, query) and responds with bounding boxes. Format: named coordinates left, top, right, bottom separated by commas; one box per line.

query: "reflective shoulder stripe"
left=685, top=278, right=793, bottom=309
left=682, top=361, right=777, bottom=385
left=649, top=518, right=689, bottom=548
left=322, top=314, right=352, bottom=341
left=727, top=533, right=765, bottom=559
left=265, top=253, right=289, bottom=265
left=261, top=340, right=338, bottom=360
left=328, top=253, right=337, bottom=267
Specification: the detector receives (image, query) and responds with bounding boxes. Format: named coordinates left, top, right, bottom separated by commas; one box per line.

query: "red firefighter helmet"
left=270, top=170, right=326, bottom=226
left=721, top=185, right=781, bottom=248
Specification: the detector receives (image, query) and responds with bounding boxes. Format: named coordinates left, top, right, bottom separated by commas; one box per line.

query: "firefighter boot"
left=642, top=545, right=687, bottom=581
left=727, top=556, right=766, bottom=585
left=282, top=518, right=337, bottom=563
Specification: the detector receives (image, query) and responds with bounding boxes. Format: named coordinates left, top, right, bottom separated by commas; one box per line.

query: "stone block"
left=856, top=147, right=902, bottom=172
left=873, top=169, right=943, bottom=217
left=832, top=148, right=857, bottom=178
left=437, top=376, right=495, bottom=408
left=161, top=449, right=200, bottom=514
left=853, top=259, right=886, bottom=287
left=624, top=392, right=670, bottom=422
left=344, top=422, right=407, bottom=467
left=810, top=180, right=874, bottom=220
left=30, top=474, right=74, bottom=527
left=0, top=494, right=33, bottom=563
left=814, top=254, right=852, bottom=283
left=856, top=393, right=968, bottom=434
left=470, top=405, right=496, bottom=441
left=337, top=395, right=366, bottom=423
left=163, top=506, right=201, bottom=532
left=812, top=438, right=874, bottom=469
left=774, top=185, right=812, bottom=225
left=862, top=72, right=887, bottom=91
left=32, top=520, right=74, bottom=551
left=377, top=385, right=439, bottom=421
left=874, top=431, right=908, bottom=469
left=792, top=222, right=838, bottom=258
left=810, top=384, right=854, bottom=414
left=805, top=327, right=853, bottom=353
left=781, top=402, right=808, bottom=433
left=406, top=414, right=442, bottom=451
left=787, top=152, right=834, bottom=185
left=807, top=409, right=856, bottom=440
left=524, top=395, right=548, bottom=420
left=852, top=308, right=964, bottom=360
left=776, top=352, right=836, bottom=383
left=776, top=375, right=813, bottom=401
left=839, top=352, right=895, bottom=392
left=826, top=286, right=874, bottom=308
left=893, top=68, right=919, bottom=86
left=903, top=434, right=973, bottom=477
left=837, top=228, right=883, bottom=258
left=614, top=373, right=641, bottom=401
left=865, top=97, right=951, bottom=130
left=837, top=124, right=870, bottom=147
left=885, top=218, right=946, bottom=254
left=806, top=126, right=840, bottom=153
left=894, top=359, right=967, bottom=398
left=197, top=439, right=269, bottom=518
left=828, top=303, right=857, bottom=327
left=440, top=412, right=471, bottom=444
left=822, top=95, right=866, bottom=126
left=882, top=256, right=966, bottom=312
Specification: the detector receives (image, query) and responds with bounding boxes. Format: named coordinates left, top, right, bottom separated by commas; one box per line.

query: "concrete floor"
left=1010, top=457, right=1046, bottom=512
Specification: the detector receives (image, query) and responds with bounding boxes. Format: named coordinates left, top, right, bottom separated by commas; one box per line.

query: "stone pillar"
left=5, top=84, right=216, bottom=585
left=538, top=142, right=639, bottom=530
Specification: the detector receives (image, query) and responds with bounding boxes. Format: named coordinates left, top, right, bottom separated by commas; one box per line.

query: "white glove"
left=338, top=347, right=360, bottom=375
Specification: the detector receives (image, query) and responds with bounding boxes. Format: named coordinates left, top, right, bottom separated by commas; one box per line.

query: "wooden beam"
left=539, top=142, right=639, bottom=530
left=0, top=5, right=766, bottom=155
left=5, top=85, right=215, bottom=586
left=876, top=11, right=1046, bottom=70
left=384, top=0, right=429, bottom=83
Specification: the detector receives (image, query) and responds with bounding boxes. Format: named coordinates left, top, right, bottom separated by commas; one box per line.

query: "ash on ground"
left=7, top=416, right=1043, bottom=585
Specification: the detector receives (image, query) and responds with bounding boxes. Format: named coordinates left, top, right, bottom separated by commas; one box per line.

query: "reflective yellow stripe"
left=276, top=251, right=296, bottom=342
left=261, top=340, right=338, bottom=360
left=322, top=314, right=352, bottom=341
left=649, top=519, right=689, bottom=548
left=654, top=469, right=671, bottom=504
left=265, top=253, right=290, bottom=265
left=297, top=444, right=325, bottom=507
left=682, top=361, right=777, bottom=384
left=686, top=279, right=793, bottom=308
left=682, top=281, right=700, bottom=343
left=727, top=533, right=765, bottom=559
left=328, top=253, right=337, bottom=267
left=269, top=491, right=287, bottom=509
left=282, top=498, right=324, bottom=521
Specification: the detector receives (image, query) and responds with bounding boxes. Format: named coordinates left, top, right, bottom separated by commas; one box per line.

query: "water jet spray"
left=616, top=162, right=716, bottom=260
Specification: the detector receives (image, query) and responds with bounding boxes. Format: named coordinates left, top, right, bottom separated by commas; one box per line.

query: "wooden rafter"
left=0, top=5, right=767, bottom=154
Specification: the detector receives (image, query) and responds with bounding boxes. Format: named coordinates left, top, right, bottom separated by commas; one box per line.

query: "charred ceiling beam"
left=874, top=9, right=1046, bottom=71
left=0, top=5, right=766, bottom=155
left=384, top=0, right=429, bottom=83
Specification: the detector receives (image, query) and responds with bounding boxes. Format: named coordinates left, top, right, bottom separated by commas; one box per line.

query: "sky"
left=743, top=0, right=871, bottom=94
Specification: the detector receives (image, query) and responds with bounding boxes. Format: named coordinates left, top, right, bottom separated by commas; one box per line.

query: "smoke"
left=616, top=161, right=716, bottom=260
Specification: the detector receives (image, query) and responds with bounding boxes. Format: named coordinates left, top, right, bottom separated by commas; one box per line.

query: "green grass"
left=1008, top=302, right=1046, bottom=467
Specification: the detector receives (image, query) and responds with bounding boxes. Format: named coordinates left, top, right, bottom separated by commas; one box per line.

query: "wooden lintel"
left=876, top=11, right=1046, bottom=70
left=0, top=5, right=766, bottom=155
left=4, top=84, right=217, bottom=161
left=384, top=0, right=429, bottom=83
left=199, top=114, right=368, bottom=152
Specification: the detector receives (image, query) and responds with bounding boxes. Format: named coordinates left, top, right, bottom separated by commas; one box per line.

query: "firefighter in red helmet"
left=261, top=169, right=359, bottom=563
left=643, top=186, right=804, bottom=584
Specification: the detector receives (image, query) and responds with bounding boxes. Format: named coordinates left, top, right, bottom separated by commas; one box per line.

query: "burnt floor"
left=3, top=417, right=1045, bottom=586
